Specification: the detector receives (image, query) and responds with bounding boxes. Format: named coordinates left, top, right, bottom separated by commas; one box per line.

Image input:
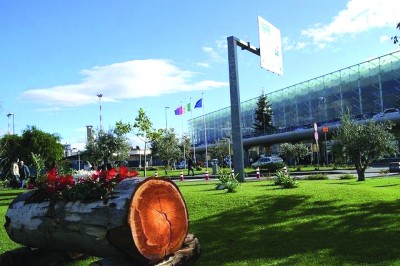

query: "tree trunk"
left=4, top=178, right=189, bottom=264
left=356, top=168, right=365, bottom=181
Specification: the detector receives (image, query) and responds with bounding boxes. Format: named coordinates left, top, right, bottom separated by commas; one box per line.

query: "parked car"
left=175, top=161, right=186, bottom=169
left=251, top=156, right=283, bottom=168
left=373, top=108, right=400, bottom=121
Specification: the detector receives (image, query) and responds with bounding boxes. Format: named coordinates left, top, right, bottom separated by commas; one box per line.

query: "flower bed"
left=39, top=166, right=139, bottom=201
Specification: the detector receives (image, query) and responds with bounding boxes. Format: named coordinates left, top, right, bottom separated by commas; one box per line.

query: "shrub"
left=305, top=173, right=328, bottom=180
left=274, top=170, right=298, bottom=188
left=339, top=173, right=355, bottom=180
left=0, top=179, right=10, bottom=189
left=379, top=169, right=389, bottom=175
left=215, top=170, right=241, bottom=193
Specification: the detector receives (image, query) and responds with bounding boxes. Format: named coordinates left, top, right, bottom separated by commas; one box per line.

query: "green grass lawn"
left=1, top=177, right=400, bottom=265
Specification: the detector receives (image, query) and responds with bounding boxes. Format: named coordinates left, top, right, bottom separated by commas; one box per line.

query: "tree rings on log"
left=128, top=178, right=189, bottom=262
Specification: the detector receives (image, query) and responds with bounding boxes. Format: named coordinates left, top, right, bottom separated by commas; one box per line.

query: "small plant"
left=339, top=173, right=355, bottom=180
left=379, top=169, right=389, bottom=175
left=0, top=179, right=10, bottom=189
left=274, top=170, right=298, bottom=188
left=305, top=173, right=329, bottom=180
left=215, top=170, right=241, bottom=193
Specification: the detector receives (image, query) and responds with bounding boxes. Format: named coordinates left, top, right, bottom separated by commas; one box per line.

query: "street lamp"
left=97, top=94, right=103, bottom=131
left=165, top=106, right=170, bottom=130
left=7, top=113, right=14, bottom=134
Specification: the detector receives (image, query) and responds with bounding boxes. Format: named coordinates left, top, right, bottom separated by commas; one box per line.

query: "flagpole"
left=181, top=101, right=185, bottom=167
left=191, top=97, right=196, bottom=163
left=202, top=92, right=208, bottom=170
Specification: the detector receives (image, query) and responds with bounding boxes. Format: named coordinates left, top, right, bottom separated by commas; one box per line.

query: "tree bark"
left=356, top=169, right=365, bottom=181
left=4, top=178, right=189, bottom=264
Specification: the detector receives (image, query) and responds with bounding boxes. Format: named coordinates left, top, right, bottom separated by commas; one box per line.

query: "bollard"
left=256, top=167, right=260, bottom=179
left=205, top=170, right=209, bottom=180
left=231, top=169, right=234, bottom=177
left=180, top=171, right=184, bottom=181
left=155, top=171, right=158, bottom=178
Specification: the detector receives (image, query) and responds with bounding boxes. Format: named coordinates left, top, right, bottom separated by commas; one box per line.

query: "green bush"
left=274, top=170, right=298, bottom=188
left=305, top=173, right=329, bottom=180
left=215, top=170, right=241, bottom=193
left=379, top=169, right=389, bottom=175
left=339, top=173, right=355, bottom=180
left=260, top=162, right=285, bottom=172
left=0, top=179, right=10, bottom=189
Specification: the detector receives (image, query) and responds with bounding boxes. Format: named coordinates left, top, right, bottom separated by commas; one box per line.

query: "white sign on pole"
left=258, top=16, right=283, bottom=75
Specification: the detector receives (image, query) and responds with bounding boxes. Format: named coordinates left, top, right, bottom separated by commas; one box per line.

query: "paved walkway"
left=173, top=166, right=399, bottom=182
left=292, top=166, right=398, bottom=180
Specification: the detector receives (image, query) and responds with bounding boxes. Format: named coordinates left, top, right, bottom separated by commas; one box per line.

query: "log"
left=4, top=178, right=189, bottom=264
left=90, top=233, right=200, bottom=266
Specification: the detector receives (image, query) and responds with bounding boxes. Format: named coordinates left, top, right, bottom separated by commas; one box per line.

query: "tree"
left=334, top=114, right=396, bottom=181
left=115, top=108, right=160, bottom=177
left=85, top=129, right=131, bottom=167
left=20, top=126, right=64, bottom=167
left=151, top=129, right=180, bottom=173
left=391, top=22, right=400, bottom=45
left=280, top=142, right=307, bottom=166
left=253, top=92, right=273, bottom=134
left=0, top=134, right=22, bottom=178
left=0, top=126, right=64, bottom=178
left=180, top=133, right=192, bottom=161
left=209, top=138, right=232, bottom=167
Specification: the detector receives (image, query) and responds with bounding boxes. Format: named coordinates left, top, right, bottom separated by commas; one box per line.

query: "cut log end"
left=128, top=178, right=189, bottom=262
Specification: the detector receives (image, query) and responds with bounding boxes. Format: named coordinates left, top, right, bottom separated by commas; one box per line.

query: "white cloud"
left=20, top=59, right=228, bottom=107
left=380, top=35, right=390, bottom=43
left=198, top=37, right=227, bottom=68
left=301, top=0, right=400, bottom=48
left=34, top=107, right=62, bottom=112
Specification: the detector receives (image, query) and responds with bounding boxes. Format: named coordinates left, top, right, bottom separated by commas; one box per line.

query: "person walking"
left=19, top=160, right=30, bottom=189
left=187, top=158, right=194, bottom=176
left=11, top=158, right=20, bottom=188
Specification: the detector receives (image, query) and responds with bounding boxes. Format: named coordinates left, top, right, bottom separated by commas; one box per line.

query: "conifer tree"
left=253, top=92, right=274, bottom=134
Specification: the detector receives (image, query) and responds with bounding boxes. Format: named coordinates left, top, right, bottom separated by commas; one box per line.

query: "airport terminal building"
left=189, top=49, right=400, bottom=159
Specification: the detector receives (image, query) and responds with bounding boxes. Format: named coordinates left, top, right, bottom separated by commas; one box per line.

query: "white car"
left=373, top=108, right=399, bottom=121
left=251, top=156, right=283, bottom=168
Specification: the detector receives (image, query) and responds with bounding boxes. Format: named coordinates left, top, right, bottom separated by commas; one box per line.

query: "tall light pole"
left=165, top=106, right=170, bottom=130
left=7, top=113, right=14, bottom=134
left=97, top=94, right=103, bottom=131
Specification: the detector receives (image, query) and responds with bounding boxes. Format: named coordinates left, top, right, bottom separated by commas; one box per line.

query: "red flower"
left=59, top=175, right=75, bottom=186
left=129, top=170, right=139, bottom=177
left=91, top=172, right=100, bottom=181
left=119, top=166, right=129, bottom=177
left=47, top=168, right=58, bottom=182
left=100, top=168, right=117, bottom=181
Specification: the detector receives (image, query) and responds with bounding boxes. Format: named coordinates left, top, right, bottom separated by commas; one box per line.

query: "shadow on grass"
left=375, top=184, right=399, bottom=188
left=190, top=194, right=400, bottom=265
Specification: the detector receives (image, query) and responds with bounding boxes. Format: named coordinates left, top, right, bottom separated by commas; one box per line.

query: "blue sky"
left=1, top=0, right=399, bottom=150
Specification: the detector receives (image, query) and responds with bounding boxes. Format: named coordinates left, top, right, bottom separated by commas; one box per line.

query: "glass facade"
left=189, top=50, right=400, bottom=146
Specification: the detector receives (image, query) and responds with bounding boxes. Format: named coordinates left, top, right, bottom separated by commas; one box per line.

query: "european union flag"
left=194, top=98, right=202, bottom=109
